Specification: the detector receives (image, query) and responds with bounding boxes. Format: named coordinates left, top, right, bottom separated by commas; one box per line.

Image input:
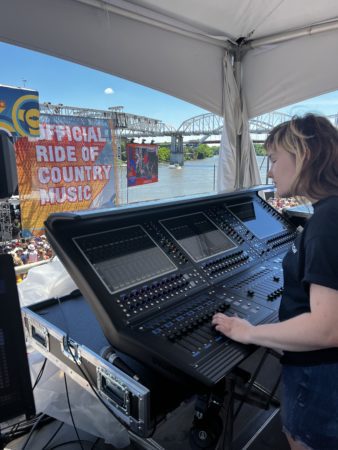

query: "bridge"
left=40, top=103, right=338, bottom=165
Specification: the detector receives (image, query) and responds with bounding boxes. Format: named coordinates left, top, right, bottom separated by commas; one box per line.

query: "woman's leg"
left=285, top=432, right=311, bottom=450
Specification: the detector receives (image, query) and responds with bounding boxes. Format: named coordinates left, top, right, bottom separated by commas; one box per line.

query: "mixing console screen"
left=161, top=213, right=237, bottom=262
left=228, top=200, right=286, bottom=239
left=74, top=225, right=176, bottom=294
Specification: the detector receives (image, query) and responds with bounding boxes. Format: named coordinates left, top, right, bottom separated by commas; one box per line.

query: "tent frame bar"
left=74, top=0, right=234, bottom=50
left=246, top=18, right=338, bottom=49
left=74, top=1, right=338, bottom=52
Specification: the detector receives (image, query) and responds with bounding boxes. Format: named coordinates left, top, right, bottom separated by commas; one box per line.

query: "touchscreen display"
left=228, top=200, right=286, bottom=239
left=74, top=225, right=176, bottom=293
left=161, top=213, right=237, bottom=262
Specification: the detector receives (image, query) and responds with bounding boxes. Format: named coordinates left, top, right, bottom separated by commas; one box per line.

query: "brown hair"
left=265, top=114, right=338, bottom=200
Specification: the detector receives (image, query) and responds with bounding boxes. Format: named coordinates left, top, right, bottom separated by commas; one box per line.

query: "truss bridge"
left=39, top=103, right=338, bottom=165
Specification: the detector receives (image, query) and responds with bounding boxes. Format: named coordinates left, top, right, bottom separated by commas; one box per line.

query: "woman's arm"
left=211, top=283, right=338, bottom=351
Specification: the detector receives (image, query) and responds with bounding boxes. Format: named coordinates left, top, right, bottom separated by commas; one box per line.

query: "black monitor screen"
left=228, top=201, right=286, bottom=239
left=0, top=131, right=18, bottom=199
left=0, top=254, right=35, bottom=421
left=74, top=225, right=176, bottom=293
left=161, top=213, right=237, bottom=262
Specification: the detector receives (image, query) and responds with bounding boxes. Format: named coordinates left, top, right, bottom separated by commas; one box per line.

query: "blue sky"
left=0, top=42, right=207, bottom=128
left=1, top=41, right=338, bottom=129
left=280, top=92, right=338, bottom=118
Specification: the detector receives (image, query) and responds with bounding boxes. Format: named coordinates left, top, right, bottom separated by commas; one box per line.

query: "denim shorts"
left=281, top=364, right=338, bottom=450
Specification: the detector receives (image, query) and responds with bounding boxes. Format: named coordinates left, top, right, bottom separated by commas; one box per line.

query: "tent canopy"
left=1, top=0, right=338, bottom=117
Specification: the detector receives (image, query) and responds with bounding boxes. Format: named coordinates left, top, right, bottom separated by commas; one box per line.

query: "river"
left=116, top=155, right=269, bottom=205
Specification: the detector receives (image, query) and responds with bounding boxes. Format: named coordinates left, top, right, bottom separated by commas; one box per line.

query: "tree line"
left=158, top=142, right=266, bottom=162
left=120, top=141, right=266, bottom=163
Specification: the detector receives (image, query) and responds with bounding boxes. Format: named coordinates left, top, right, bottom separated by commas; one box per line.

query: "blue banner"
left=0, top=85, right=39, bottom=137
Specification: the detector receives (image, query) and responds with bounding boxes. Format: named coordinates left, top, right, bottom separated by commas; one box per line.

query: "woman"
left=212, top=114, right=338, bottom=450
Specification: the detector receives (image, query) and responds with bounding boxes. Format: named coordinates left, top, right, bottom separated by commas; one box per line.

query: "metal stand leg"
left=212, top=349, right=282, bottom=450
left=189, top=388, right=225, bottom=450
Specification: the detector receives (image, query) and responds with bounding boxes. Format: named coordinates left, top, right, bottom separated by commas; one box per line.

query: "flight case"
left=22, top=291, right=190, bottom=438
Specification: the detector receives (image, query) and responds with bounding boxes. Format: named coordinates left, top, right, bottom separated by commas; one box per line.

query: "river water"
left=117, top=155, right=269, bottom=205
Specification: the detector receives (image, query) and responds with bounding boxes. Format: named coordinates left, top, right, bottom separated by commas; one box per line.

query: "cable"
left=233, top=348, right=281, bottom=420
left=55, top=299, right=136, bottom=435
left=90, top=437, right=100, bottom=449
left=21, top=413, right=46, bottom=450
left=63, top=373, right=84, bottom=450
left=32, top=357, right=47, bottom=390
left=42, top=421, right=64, bottom=449
left=0, top=414, right=43, bottom=433
left=5, top=414, right=51, bottom=443
left=55, top=300, right=118, bottom=418
left=65, top=340, right=127, bottom=422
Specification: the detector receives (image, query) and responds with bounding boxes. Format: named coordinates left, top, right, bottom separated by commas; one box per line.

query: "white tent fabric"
left=217, top=126, right=237, bottom=192
left=217, top=53, right=261, bottom=192
left=1, top=0, right=338, bottom=191
left=1, top=0, right=338, bottom=118
left=217, top=54, right=239, bottom=192
left=239, top=101, right=261, bottom=188
left=243, top=27, right=338, bottom=117
left=217, top=54, right=261, bottom=192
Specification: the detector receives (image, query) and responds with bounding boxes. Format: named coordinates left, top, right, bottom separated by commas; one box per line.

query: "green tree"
left=158, top=146, right=170, bottom=162
left=192, top=144, right=215, bottom=159
left=254, top=143, right=266, bottom=156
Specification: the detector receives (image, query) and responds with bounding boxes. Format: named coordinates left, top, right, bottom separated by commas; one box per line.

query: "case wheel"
left=189, top=415, right=223, bottom=449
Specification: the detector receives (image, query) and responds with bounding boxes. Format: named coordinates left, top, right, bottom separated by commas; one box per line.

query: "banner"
left=127, top=143, right=158, bottom=187
left=15, top=114, right=116, bottom=235
left=0, top=85, right=39, bottom=137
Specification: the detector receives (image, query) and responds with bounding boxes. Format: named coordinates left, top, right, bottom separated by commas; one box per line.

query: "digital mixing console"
left=45, top=187, right=298, bottom=387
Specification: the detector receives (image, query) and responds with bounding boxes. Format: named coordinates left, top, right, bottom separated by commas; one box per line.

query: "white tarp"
left=1, top=0, right=338, bottom=193
left=2, top=0, right=338, bottom=118
left=1, top=0, right=338, bottom=118
left=242, top=28, right=338, bottom=117
left=217, top=54, right=261, bottom=191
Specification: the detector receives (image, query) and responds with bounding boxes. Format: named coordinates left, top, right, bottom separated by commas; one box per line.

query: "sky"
left=0, top=42, right=207, bottom=129
left=1, top=41, right=338, bottom=130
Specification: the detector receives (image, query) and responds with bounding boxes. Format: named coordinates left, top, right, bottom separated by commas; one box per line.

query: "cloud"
left=104, top=87, right=114, bottom=94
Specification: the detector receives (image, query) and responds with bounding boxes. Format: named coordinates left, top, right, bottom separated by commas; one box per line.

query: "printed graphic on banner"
left=127, top=143, right=158, bottom=187
left=15, top=114, right=115, bottom=235
left=0, top=85, right=39, bottom=137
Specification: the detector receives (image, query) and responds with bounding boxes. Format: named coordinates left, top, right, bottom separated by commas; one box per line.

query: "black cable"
left=4, top=414, right=43, bottom=442
left=1, top=414, right=42, bottom=433
left=90, top=437, right=100, bottom=449
left=5, top=419, right=37, bottom=442
left=233, top=349, right=269, bottom=420
left=63, top=373, right=84, bottom=450
left=220, top=379, right=235, bottom=450
left=66, top=341, right=172, bottom=439
left=21, top=413, right=46, bottom=450
left=42, top=421, right=64, bottom=449
left=233, top=348, right=282, bottom=421
left=147, top=414, right=159, bottom=438
left=66, top=342, right=128, bottom=422
left=32, top=357, right=47, bottom=390
left=55, top=299, right=135, bottom=436
left=55, top=301, right=121, bottom=422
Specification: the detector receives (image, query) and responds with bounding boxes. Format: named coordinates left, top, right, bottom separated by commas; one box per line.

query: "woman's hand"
left=211, top=313, right=254, bottom=345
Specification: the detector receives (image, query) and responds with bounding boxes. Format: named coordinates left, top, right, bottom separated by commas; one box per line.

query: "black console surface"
left=45, top=187, right=296, bottom=387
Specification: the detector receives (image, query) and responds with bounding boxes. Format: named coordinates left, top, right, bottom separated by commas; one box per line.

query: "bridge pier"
left=170, top=134, right=184, bottom=166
